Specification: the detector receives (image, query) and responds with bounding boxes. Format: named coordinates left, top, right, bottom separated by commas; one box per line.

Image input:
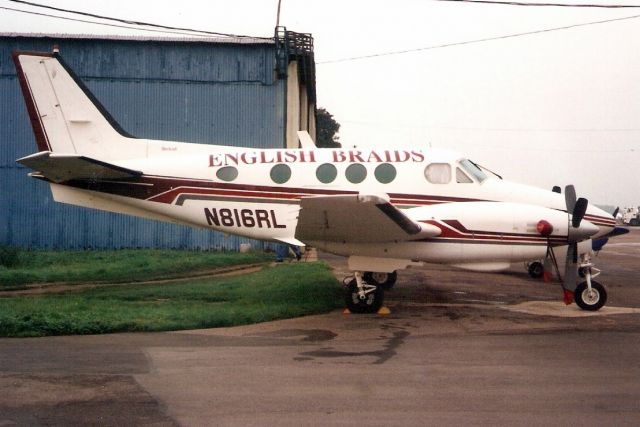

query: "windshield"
left=459, top=159, right=488, bottom=183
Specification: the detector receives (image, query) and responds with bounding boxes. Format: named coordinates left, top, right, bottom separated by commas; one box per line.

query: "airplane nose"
left=568, top=219, right=599, bottom=242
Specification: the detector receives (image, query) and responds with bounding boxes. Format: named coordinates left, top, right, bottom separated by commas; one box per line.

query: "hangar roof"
left=0, top=32, right=274, bottom=45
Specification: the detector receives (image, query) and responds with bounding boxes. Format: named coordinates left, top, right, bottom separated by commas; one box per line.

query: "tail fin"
left=12, top=50, right=144, bottom=160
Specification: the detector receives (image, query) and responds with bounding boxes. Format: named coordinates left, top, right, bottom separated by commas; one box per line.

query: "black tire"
left=575, top=280, right=607, bottom=311
left=344, top=278, right=384, bottom=314
left=363, top=271, right=397, bottom=290
left=528, top=262, right=544, bottom=279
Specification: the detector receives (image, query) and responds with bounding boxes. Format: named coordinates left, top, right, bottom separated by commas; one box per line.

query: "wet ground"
left=1, top=229, right=639, bottom=426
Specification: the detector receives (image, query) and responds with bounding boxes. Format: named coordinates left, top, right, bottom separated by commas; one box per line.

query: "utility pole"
left=276, top=0, right=282, bottom=27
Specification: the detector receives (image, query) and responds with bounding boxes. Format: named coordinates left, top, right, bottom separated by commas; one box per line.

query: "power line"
left=433, top=0, right=640, bottom=8
left=318, top=13, right=640, bottom=64
left=7, top=0, right=270, bottom=39
left=342, top=120, right=640, bottom=133
left=1, top=6, right=225, bottom=38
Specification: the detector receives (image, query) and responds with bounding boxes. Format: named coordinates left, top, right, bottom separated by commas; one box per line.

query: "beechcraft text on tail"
left=12, top=49, right=628, bottom=313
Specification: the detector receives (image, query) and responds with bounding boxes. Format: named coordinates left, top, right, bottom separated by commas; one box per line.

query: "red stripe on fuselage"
left=57, top=174, right=615, bottom=232
left=421, top=219, right=567, bottom=246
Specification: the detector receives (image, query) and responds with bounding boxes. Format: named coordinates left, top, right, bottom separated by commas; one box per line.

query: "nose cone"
left=568, top=220, right=599, bottom=242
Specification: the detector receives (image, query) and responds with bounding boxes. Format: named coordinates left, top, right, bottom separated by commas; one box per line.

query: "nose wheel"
left=574, top=280, right=607, bottom=311
left=543, top=246, right=608, bottom=311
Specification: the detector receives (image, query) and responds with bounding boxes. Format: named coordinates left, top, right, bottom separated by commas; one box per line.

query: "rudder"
left=12, top=50, right=145, bottom=161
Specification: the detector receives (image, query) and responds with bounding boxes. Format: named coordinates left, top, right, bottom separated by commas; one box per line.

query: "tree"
left=316, top=107, right=341, bottom=148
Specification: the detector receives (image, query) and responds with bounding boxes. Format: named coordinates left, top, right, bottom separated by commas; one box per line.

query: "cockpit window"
left=459, top=159, right=487, bottom=183
left=424, top=163, right=451, bottom=184
left=456, top=167, right=473, bottom=183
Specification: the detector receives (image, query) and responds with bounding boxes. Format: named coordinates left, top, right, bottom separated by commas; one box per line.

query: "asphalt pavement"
left=1, top=229, right=639, bottom=426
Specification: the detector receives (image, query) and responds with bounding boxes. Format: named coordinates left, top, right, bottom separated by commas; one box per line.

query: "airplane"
left=12, top=49, right=627, bottom=314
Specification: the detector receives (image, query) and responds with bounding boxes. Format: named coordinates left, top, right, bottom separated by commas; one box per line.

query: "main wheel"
left=363, top=271, right=397, bottom=290
left=528, top=262, right=544, bottom=279
left=574, top=280, right=607, bottom=311
left=344, top=278, right=384, bottom=314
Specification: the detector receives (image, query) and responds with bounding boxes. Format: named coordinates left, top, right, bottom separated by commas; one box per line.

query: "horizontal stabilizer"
left=296, top=194, right=441, bottom=243
left=17, top=151, right=142, bottom=183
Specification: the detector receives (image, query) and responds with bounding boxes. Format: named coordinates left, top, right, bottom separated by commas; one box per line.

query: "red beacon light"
left=537, top=220, right=553, bottom=237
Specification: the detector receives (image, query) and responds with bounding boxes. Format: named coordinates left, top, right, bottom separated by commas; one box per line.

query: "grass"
left=0, top=262, right=344, bottom=337
left=0, top=248, right=274, bottom=288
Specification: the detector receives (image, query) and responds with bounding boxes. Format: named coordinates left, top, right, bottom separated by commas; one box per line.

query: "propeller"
left=539, top=185, right=599, bottom=303
left=562, top=185, right=599, bottom=303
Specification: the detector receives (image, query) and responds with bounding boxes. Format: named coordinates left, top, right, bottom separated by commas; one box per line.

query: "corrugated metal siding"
left=88, top=80, right=283, bottom=147
left=0, top=36, right=285, bottom=250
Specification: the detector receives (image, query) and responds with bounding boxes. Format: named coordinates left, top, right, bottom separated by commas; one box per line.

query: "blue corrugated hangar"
left=0, top=29, right=317, bottom=249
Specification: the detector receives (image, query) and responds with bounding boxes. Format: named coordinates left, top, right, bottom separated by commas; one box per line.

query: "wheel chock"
left=378, top=306, right=391, bottom=315
left=342, top=308, right=351, bottom=315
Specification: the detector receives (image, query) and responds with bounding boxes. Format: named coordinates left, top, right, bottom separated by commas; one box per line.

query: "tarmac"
left=1, top=229, right=639, bottom=426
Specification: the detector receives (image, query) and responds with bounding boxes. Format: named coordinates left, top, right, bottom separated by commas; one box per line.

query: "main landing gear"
left=363, top=271, right=397, bottom=290
left=343, top=270, right=396, bottom=313
left=527, top=261, right=544, bottom=279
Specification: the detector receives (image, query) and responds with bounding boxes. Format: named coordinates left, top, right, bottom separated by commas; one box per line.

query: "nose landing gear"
left=573, top=258, right=607, bottom=311
left=541, top=245, right=608, bottom=311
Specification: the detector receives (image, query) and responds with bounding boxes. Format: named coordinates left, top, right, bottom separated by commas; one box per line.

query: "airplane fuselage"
left=45, top=142, right=615, bottom=272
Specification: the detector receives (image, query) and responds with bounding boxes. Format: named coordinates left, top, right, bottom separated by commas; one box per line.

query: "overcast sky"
left=2, top=0, right=639, bottom=207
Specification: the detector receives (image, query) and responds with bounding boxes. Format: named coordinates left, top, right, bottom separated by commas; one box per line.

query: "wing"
left=17, top=151, right=142, bottom=183
left=295, top=194, right=440, bottom=243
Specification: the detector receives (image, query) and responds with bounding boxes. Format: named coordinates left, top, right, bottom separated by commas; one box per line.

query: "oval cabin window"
left=374, top=163, right=397, bottom=184
left=316, top=163, right=338, bottom=183
left=424, top=163, right=451, bottom=184
left=216, top=166, right=238, bottom=182
left=345, top=163, right=367, bottom=184
left=270, top=164, right=292, bottom=184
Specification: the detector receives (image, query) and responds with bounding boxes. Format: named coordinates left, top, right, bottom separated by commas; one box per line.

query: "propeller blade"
left=572, top=197, right=588, bottom=228
left=571, top=197, right=589, bottom=228
left=613, top=207, right=619, bottom=218
left=565, top=185, right=577, bottom=213
left=563, top=242, right=578, bottom=294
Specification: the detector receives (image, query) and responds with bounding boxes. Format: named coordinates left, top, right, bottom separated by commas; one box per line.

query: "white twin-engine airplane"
left=13, top=50, right=627, bottom=313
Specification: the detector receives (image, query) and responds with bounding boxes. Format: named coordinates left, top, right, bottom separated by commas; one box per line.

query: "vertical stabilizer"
left=12, top=50, right=146, bottom=160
